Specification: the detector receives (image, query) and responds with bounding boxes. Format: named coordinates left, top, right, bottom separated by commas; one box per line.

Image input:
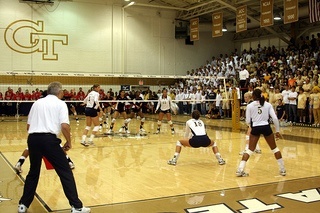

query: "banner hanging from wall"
left=260, top=0, right=274, bottom=27
left=190, top=18, right=199, bottom=41
left=284, top=0, right=298, bottom=24
left=236, top=5, right=247, bottom=33
left=212, top=12, right=223, bottom=37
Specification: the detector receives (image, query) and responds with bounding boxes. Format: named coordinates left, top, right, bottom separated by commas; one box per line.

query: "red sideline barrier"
left=43, top=157, right=54, bottom=170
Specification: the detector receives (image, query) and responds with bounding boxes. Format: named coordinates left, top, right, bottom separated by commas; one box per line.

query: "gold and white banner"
left=260, top=0, right=274, bottom=27
left=190, top=18, right=199, bottom=41
left=212, top=12, right=223, bottom=37
left=236, top=5, right=247, bottom=33
left=284, top=0, right=298, bottom=24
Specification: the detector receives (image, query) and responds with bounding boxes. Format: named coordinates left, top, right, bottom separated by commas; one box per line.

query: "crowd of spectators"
left=1, top=34, right=320, bottom=124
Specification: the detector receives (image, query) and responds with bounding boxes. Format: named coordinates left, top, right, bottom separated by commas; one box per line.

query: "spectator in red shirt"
left=77, top=87, right=86, bottom=101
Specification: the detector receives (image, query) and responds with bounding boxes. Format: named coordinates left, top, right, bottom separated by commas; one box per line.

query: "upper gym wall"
left=0, top=0, right=234, bottom=76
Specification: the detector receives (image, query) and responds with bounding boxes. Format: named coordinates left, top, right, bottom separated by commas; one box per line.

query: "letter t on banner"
left=190, top=18, right=199, bottom=41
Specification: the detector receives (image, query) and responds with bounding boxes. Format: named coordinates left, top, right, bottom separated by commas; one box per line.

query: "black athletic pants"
left=19, top=133, right=83, bottom=209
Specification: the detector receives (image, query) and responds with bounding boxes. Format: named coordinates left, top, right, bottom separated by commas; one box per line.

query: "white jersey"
left=246, top=100, right=279, bottom=132
left=156, top=95, right=172, bottom=111
left=185, top=118, right=207, bottom=138
left=83, top=91, right=99, bottom=109
left=281, top=89, right=290, bottom=104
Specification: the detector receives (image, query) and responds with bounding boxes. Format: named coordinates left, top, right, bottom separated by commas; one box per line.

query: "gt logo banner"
left=4, top=20, right=68, bottom=60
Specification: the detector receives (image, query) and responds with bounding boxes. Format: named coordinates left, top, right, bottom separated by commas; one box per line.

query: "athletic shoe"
left=80, top=141, right=89, bottom=147
left=236, top=170, right=249, bottom=177
left=99, top=126, right=102, bottom=131
left=239, top=150, right=245, bottom=155
left=171, top=129, right=175, bottom=134
left=155, top=129, right=160, bottom=134
left=167, top=158, right=177, bottom=166
left=87, top=141, right=94, bottom=146
left=71, top=206, right=91, bottom=213
left=218, top=158, right=226, bottom=165
left=280, top=169, right=286, bottom=176
left=69, top=162, right=75, bottom=169
left=118, top=127, right=124, bottom=133
left=14, top=162, right=22, bottom=174
left=254, top=149, right=262, bottom=154
left=139, top=128, right=146, bottom=135
left=18, top=204, right=27, bottom=213
left=125, top=129, right=130, bottom=134
left=106, top=129, right=113, bottom=134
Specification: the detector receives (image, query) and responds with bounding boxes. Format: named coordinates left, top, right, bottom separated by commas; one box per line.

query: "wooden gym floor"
left=1, top=114, right=320, bottom=212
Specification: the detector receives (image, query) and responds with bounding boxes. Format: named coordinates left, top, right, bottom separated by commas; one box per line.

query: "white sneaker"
left=71, top=206, right=91, bottom=213
left=99, top=126, right=102, bottom=130
left=236, top=170, right=249, bottom=177
left=155, top=129, right=160, bottom=134
left=118, top=127, right=124, bottom=133
left=218, top=158, right=226, bottom=165
left=167, top=158, right=177, bottom=166
left=125, top=129, right=130, bottom=134
left=14, top=162, right=22, bottom=174
left=18, top=204, right=27, bottom=213
left=106, top=129, right=113, bottom=134
left=239, top=150, right=245, bottom=155
left=80, top=141, right=89, bottom=147
left=69, top=162, right=75, bottom=169
left=171, top=129, right=175, bottom=134
left=280, top=169, right=286, bottom=176
left=139, top=128, right=146, bottom=135
left=254, top=149, right=262, bottom=154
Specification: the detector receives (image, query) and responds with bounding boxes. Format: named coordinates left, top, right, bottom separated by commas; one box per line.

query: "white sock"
left=20, top=156, right=26, bottom=160
left=215, top=152, right=221, bottom=160
left=89, top=134, right=95, bottom=142
left=245, top=144, right=249, bottom=150
left=238, top=160, right=247, bottom=172
left=82, top=135, right=86, bottom=142
left=255, top=143, right=261, bottom=150
left=173, top=152, right=180, bottom=160
left=277, top=158, right=285, bottom=170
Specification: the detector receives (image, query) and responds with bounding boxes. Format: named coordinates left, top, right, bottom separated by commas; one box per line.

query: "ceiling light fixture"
left=274, top=14, right=281, bottom=20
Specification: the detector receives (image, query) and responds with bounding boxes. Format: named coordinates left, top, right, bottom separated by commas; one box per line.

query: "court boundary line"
left=0, top=152, right=53, bottom=212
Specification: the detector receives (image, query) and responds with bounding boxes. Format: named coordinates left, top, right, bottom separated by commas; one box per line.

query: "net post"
left=232, top=88, right=240, bottom=131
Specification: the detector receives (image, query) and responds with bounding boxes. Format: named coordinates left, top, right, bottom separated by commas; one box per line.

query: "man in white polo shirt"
left=18, top=82, right=90, bottom=213
left=239, top=64, right=249, bottom=102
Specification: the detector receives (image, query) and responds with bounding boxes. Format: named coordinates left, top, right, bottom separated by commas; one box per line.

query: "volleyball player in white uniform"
left=167, top=110, right=225, bottom=165
left=81, top=84, right=101, bottom=146
left=155, top=88, right=175, bottom=134
left=239, top=92, right=261, bottom=155
left=236, top=89, right=286, bottom=177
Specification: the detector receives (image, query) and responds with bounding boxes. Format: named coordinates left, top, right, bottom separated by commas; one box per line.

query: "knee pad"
left=157, top=120, right=162, bottom=125
left=245, top=149, right=254, bottom=156
left=168, top=120, right=173, bottom=125
left=212, top=142, right=217, bottom=147
left=272, top=147, right=280, bottom=154
left=125, top=118, right=131, bottom=124
left=176, top=141, right=182, bottom=147
left=85, top=126, right=91, bottom=131
left=111, top=118, right=116, bottom=123
left=141, top=117, right=145, bottom=122
left=93, top=126, right=100, bottom=132
left=245, top=135, right=250, bottom=140
left=136, top=116, right=141, bottom=120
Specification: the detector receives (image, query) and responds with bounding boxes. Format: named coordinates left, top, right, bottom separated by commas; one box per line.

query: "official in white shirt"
left=236, top=89, right=286, bottom=177
left=155, top=88, right=175, bottom=134
left=18, top=82, right=90, bottom=213
left=167, top=110, right=225, bottom=166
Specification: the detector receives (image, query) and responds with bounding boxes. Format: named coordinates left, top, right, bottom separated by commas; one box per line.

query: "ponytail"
left=252, top=88, right=265, bottom=106
left=259, top=95, right=265, bottom=106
